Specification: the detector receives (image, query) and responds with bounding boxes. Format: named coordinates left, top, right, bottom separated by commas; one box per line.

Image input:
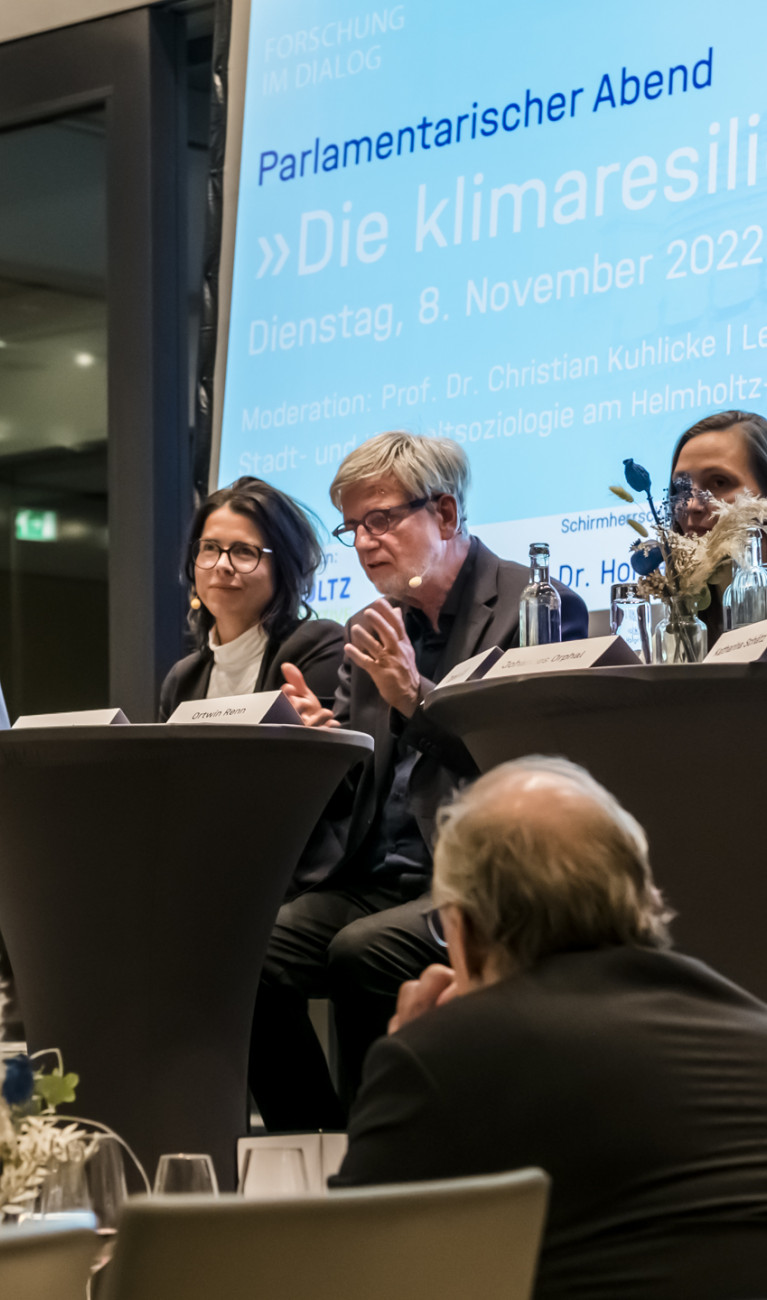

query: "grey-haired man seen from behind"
left=249, top=432, right=588, bottom=1129
left=336, top=757, right=767, bottom=1300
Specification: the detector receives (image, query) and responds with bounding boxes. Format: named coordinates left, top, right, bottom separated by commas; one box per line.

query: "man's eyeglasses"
left=331, top=496, right=432, bottom=547
left=425, top=907, right=448, bottom=949
left=192, top=539, right=272, bottom=573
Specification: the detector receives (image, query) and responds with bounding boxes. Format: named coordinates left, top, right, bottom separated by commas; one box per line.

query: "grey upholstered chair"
left=103, top=1167, right=550, bottom=1300
left=0, top=1221, right=97, bottom=1300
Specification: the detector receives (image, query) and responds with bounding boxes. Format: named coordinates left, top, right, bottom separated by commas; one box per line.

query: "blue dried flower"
left=669, top=471, right=695, bottom=521
left=2, top=1053, right=35, bottom=1105
left=623, top=459, right=652, bottom=494
left=631, top=545, right=664, bottom=576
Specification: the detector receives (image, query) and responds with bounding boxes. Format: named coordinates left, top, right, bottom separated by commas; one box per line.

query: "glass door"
left=0, top=8, right=189, bottom=724
left=0, top=107, right=108, bottom=717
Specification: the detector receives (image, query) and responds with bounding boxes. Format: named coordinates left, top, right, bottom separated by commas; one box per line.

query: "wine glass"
left=153, top=1153, right=219, bottom=1195
left=39, top=1150, right=96, bottom=1227
left=239, top=1146, right=308, bottom=1199
left=87, top=1135, right=128, bottom=1229
left=86, top=1136, right=128, bottom=1276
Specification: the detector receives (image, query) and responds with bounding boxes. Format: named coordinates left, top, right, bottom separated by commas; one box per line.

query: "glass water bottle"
left=519, top=543, right=562, bottom=646
left=724, top=527, right=767, bottom=629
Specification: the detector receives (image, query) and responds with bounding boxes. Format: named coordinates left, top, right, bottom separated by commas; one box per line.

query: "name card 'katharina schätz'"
left=703, top=619, right=767, bottom=664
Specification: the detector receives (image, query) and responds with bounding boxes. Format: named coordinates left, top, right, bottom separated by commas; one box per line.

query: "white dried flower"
left=703, top=493, right=767, bottom=571
left=632, top=491, right=767, bottom=604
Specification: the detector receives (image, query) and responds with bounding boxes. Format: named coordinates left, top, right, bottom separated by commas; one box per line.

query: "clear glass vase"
left=654, top=598, right=707, bottom=664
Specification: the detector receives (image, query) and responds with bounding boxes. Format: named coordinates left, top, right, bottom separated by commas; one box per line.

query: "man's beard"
left=369, top=569, right=413, bottom=602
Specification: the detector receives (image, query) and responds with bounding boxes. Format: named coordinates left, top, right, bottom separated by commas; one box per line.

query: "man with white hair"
left=335, top=757, right=767, bottom=1300
left=249, top=432, right=588, bottom=1129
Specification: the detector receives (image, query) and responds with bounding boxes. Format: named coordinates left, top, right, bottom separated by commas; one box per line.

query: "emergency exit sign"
left=14, top=509, right=58, bottom=541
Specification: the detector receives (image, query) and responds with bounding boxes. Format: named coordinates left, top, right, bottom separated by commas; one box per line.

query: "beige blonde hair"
left=329, top=431, right=470, bottom=533
left=433, top=756, right=673, bottom=974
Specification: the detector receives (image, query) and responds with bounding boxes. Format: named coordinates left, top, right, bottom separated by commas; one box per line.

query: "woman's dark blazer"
left=158, top=617, right=345, bottom=722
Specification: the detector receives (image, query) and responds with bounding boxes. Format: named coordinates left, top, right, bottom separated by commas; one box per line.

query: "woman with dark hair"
left=159, top=477, right=344, bottom=721
left=670, top=409, right=767, bottom=533
left=670, top=410, right=767, bottom=643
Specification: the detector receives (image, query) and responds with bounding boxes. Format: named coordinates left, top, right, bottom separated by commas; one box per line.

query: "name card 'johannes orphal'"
left=485, top=635, right=640, bottom=680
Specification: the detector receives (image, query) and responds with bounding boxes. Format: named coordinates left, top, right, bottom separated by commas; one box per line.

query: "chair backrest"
left=102, top=1168, right=549, bottom=1300
left=0, top=1222, right=97, bottom=1300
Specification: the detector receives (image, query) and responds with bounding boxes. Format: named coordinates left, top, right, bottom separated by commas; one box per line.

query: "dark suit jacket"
left=336, top=946, right=767, bottom=1300
left=157, top=617, right=344, bottom=722
left=310, top=538, right=588, bottom=883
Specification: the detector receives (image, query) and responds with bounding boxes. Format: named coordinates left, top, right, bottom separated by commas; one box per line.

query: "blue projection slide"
left=219, top=0, right=767, bottom=616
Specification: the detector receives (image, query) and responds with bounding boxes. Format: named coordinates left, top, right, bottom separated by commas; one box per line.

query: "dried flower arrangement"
left=611, top=458, right=767, bottom=610
left=0, top=1047, right=95, bottom=1215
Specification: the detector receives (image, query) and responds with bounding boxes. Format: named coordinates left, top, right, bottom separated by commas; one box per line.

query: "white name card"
left=13, top=708, right=130, bottom=728
left=167, top=690, right=302, bottom=726
left=485, top=635, right=641, bottom=680
left=703, top=619, right=767, bottom=663
left=435, top=646, right=503, bottom=691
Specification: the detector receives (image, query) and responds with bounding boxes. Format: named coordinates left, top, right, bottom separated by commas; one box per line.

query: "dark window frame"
left=0, top=8, right=191, bottom=720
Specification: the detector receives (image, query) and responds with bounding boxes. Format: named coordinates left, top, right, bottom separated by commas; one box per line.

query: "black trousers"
left=249, top=881, right=447, bottom=1131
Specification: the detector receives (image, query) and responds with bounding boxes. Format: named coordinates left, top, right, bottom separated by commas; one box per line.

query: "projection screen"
left=212, top=0, right=767, bottom=619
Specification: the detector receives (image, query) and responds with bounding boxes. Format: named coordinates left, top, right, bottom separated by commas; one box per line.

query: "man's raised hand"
left=388, top=964, right=458, bottom=1034
left=345, top=598, right=421, bottom=717
left=281, top=662, right=339, bottom=728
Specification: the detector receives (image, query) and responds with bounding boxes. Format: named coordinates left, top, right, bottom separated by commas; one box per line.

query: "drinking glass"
left=239, top=1146, right=308, bottom=1199
left=86, top=1137, right=128, bottom=1276
left=153, top=1154, right=219, bottom=1190
left=610, top=582, right=652, bottom=663
left=87, top=1136, right=128, bottom=1229
left=40, top=1150, right=97, bottom=1228
left=319, top=1132, right=348, bottom=1183
left=153, top=1153, right=219, bottom=1195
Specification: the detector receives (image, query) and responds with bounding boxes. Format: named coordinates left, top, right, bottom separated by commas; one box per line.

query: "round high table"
left=425, top=663, right=767, bottom=1002
left=0, top=725, right=372, bottom=1189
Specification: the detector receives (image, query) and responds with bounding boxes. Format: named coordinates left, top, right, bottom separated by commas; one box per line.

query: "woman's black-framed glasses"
left=192, top=539, right=273, bottom=573
left=331, top=496, right=431, bottom=547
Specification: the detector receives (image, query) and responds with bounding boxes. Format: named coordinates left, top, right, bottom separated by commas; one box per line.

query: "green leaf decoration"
left=35, top=1070, right=79, bottom=1108
left=609, top=485, right=635, bottom=503
left=695, top=585, right=712, bottom=612
left=627, top=518, right=649, bottom=537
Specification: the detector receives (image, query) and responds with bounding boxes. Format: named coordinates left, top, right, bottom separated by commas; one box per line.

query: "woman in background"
left=159, top=477, right=344, bottom=721
left=671, top=409, right=767, bottom=531
left=670, top=409, right=767, bottom=642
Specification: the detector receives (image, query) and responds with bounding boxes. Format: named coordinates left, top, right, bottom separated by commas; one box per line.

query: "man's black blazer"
left=157, top=617, right=344, bottom=721
left=304, top=538, right=589, bottom=885
left=336, top=946, right=767, bottom=1300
